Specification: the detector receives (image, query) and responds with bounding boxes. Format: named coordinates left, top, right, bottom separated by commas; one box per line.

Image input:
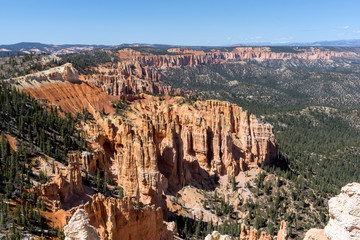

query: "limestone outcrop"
left=90, top=97, right=277, bottom=207
left=70, top=193, right=172, bottom=240
left=6, top=63, right=80, bottom=88
left=205, top=231, right=232, bottom=240
left=23, top=80, right=117, bottom=115
left=324, top=182, right=360, bottom=240
left=64, top=209, right=100, bottom=240
left=304, top=182, right=360, bottom=240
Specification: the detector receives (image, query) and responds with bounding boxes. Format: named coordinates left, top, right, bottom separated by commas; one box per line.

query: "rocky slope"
left=304, top=182, right=360, bottom=240
left=5, top=63, right=117, bottom=114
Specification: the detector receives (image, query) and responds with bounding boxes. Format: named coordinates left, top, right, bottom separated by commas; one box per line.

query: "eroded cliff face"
left=69, top=193, right=171, bottom=240
left=89, top=96, right=277, bottom=208
left=80, top=60, right=185, bottom=96
left=82, top=47, right=356, bottom=97
left=32, top=155, right=83, bottom=211
left=115, top=47, right=353, bottom=70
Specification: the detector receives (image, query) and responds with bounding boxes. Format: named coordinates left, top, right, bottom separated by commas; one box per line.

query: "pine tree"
left=96, top=169, right=101, bottom=192
left=231, top=176, right=236, bottom=191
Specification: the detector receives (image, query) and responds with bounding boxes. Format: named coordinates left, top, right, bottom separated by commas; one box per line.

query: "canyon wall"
left=80, top=60, right=185, bottom=96
left=6, top=58, right=280, bottom=240
left=69, top=193, right=172, bottom=240
left=91, top=97, right=277, bottom=208
left=82, top=47, right=356, bottom=97
left=32, top=155, right=83, bottom=210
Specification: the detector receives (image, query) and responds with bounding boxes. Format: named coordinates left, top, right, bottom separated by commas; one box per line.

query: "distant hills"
left=0, top=42, right=113, bottom=56
left=1, top=39, right=360, bottom=56
left=288, top=39, right=360, bottom=47
left=232, top=39, right=360, bottom=47
left=0, top=42, right=185, bottom=56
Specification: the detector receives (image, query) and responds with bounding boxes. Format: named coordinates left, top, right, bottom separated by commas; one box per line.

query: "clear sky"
left=1, top=0, right=360, bottom=46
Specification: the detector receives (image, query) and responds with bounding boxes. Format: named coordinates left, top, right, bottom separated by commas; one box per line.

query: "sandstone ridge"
left=6, top=63, right=80, bottom=89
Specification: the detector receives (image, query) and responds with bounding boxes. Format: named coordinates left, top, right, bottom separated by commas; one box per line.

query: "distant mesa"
left=1, top=39, right=360, bottom=56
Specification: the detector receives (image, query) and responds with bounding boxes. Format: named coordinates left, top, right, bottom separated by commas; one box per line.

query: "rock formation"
left=239, top=221, right=288, bottom=240
left=64, top=209, right=100, bottom=240
left=304, top=182, right=360, bottom=240
left=70, top=193, right=172, bottom=240
left=80, top=60, right=186, bottom=97
left=6, top=63, right=117, bottom=115
left=240, top=225, right=272, bottom=240
left=6, top=63, right=80, bottom=88
left=32, top=155, right=84, bottom=210
left=303, top=229, right=328, bottom=240
left=324, top=182, right=360, bottom=240
left=56, top=154, right=84, bottom=202
left=205, top=231, right=232, bottom=240
left=82, top=47, right=356, bottom=97
left=80, top=150, right=107, bottom=175
left=90, top=97, right=277, bottom=207
left=277, top=220, right=288, bottom=240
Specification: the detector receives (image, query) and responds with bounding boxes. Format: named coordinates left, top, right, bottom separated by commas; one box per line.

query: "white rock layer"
left=64, top=209, right=100, bottom=240
left=5, top=63, right=80, bottom=89
left=324, top=182, right=360, bottom=240
left=205, top=231, right=232, bottom=240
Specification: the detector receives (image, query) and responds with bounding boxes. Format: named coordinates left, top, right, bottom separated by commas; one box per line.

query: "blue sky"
left=1, top=0, right=360, bottom=46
